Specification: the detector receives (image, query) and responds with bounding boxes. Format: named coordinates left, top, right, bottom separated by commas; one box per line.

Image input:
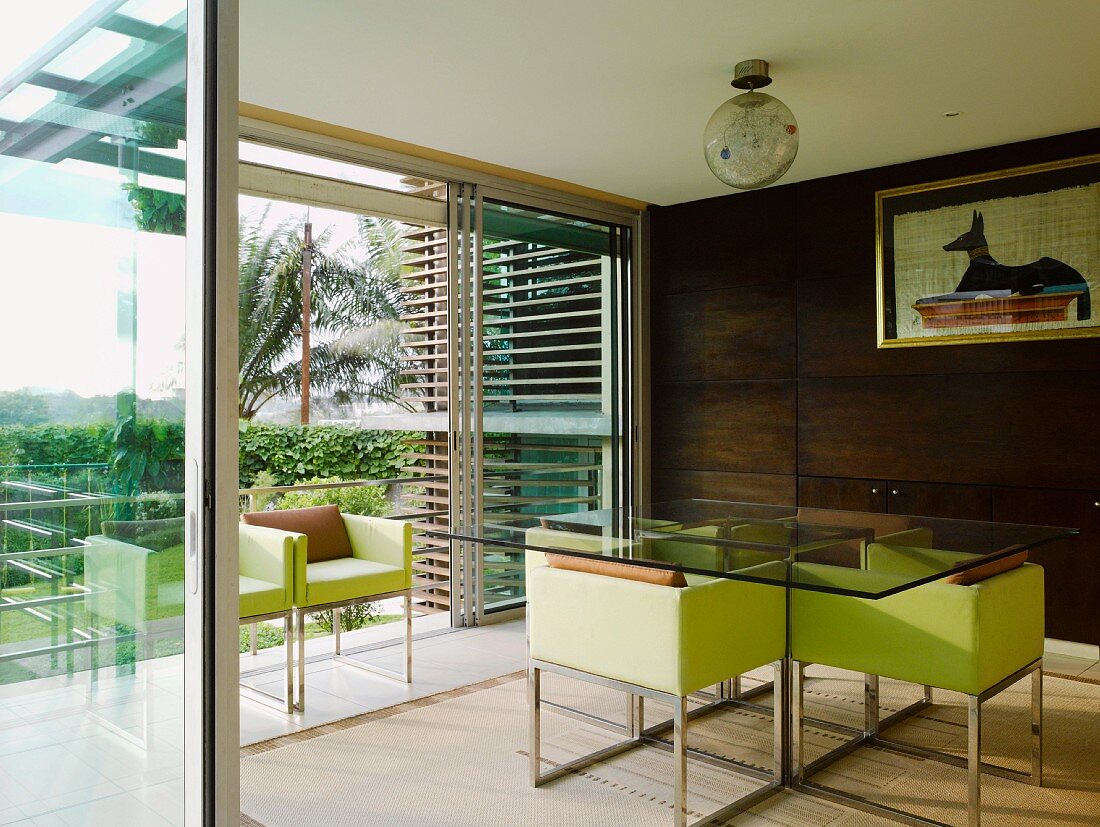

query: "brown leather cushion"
left=944, top=551, right=1028, bottom=585
left=241, top=505, right=352, bottom=563
left=545, top=553, right=688, bottom=588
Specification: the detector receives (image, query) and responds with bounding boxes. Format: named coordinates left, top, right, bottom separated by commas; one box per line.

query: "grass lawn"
left=0, top=581, right=95, bottom=647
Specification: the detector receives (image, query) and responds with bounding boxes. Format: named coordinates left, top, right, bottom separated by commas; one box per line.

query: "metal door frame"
left=184, top=1, right=239, bottom=824
left=449, top=184, right=639, bottom=627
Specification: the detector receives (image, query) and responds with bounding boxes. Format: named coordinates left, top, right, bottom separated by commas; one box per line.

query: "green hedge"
left=0, top=423, right=113, bottom=467
left=238, top=424, right=411, bottom=487
left=0, top=421, right=184, bottom=493
left=0, top=422, right=412, bottom=493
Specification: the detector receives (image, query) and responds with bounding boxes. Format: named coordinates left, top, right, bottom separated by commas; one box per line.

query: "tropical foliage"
left=124, top=185, right=186, bottom=235
left=238, top=423, right=409, bottom=488
left=237, top=212, right=406, bottom=420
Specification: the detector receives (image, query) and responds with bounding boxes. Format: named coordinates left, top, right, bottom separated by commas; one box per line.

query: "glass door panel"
left=472, top=199, right=631, bottom=617
left=235, top=173, right=453, bottom=670
left=0, top=2, right=210, bottom=823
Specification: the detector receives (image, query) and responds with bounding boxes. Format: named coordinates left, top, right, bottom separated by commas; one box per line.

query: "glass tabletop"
left=426, top=499, right=1077, bottom=598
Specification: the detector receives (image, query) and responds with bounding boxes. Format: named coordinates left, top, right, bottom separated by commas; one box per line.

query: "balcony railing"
left=0, top=469, right=448, bottom=685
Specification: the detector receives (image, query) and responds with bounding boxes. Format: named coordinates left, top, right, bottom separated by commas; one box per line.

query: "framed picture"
left=876, top=154, right=1100, bottom=348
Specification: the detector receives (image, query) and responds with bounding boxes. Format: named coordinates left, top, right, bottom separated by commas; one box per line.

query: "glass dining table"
left=425, top=499, right=1077, bottom=826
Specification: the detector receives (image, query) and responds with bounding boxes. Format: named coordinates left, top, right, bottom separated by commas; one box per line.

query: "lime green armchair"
left=791, top=550, right=1044, bottom=827
left=526, top=528, right=787, bottom=827
left=84, top=517, right=185, bottom=665
left=239, top=523, right=295, bottom=713
left=240, top=506, right=414, bottom=712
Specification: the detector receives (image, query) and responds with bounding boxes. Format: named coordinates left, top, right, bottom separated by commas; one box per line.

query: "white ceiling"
left=239, top=0, right=1100, bottom=206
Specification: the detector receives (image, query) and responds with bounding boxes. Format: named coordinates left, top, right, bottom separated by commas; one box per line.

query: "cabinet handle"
left=871, top=487, right=878, bottom=494
left=891, top=489, right=900, bottom=495
left=1095, top=501, right=1099, bottom=507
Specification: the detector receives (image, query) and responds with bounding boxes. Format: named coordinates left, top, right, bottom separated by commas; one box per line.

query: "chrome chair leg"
left=864, top=673, right=879, bottom=737
left=791, top=660, right=805, bottom=784
left=924, top=684, right=934, bottom=704
left=284, top=614, right=294, bottom=714
left=239, top=612, right=295, bottom=714
left=628, top=694, right=645, bottom=738
left=326, top=590, right=414, bottom=684
left=405, top=592, right=413, bottom=683
left=1031, top=663, right=1043, bottom=786
left=296, top=608, right=306, bottom=712
left=673, top=694, right=688, bottom=827
left=529, top=665, right=541, bottom=787
left=968, top=694, right=981, bottom=827
left=528, top=659, right=782, bottom=825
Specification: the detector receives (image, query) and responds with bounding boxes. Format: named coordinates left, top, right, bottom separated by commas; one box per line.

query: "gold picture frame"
left=876, top=153, right=1100, bottom=348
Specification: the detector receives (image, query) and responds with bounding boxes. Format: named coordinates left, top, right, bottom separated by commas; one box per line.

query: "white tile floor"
left=0, top=626, right=1093, bottom=827
left=239, top=617, right=527, bottom=745
left=0, top=653, right=186, bottom=827
left=0, top=617, right=527, bottom=826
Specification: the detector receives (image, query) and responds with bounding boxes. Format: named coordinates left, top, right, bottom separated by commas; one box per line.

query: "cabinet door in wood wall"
left=992, top=487, right=1100, bottom=646
left=887, top=481, right=991, bottom=521
left=798, top=476, right=886, bottom=513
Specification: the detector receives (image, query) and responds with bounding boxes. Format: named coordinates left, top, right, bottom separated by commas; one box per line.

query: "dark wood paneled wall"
left=650, top=186, right=799, bottom=506
left=648, top=128, right=1100, bottom=644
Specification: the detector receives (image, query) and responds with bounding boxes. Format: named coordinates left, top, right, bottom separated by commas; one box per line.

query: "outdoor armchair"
left=84, top=517, right=185, bottom=665
left=238, top=523, right=295, bottom=713
left=240, top=505, right=414, bottom=712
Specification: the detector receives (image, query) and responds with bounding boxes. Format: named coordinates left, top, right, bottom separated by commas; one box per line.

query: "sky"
left=0, top=195, right=366, bottom=400
left=0, top=13, right=407, bottom=401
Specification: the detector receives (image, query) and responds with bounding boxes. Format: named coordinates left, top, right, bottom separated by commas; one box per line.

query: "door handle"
left=188, top=459, right=199, bottom=595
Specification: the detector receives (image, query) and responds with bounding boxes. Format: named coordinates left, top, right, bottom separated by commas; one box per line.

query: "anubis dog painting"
left=941, top=210, right=1090, bottom=321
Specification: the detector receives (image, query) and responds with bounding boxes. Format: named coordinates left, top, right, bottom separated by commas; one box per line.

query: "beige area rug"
left=240, top=669, right=1100, bottom=827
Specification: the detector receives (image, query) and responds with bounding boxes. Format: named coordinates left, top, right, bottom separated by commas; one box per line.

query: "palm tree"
left=237, top=211, right=405, bottom=420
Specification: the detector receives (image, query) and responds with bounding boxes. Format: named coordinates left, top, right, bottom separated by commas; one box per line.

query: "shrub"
left=239, top=623, right=285, bottom=653
left=245, top=470, right=280, bottom=512
left=134, top=490, right=185, bottom=521
left=274, top=476, right=389, bottom=517
left=310, top=603, right=380, bottom=634
left=0, top=422, right=411, bottom=499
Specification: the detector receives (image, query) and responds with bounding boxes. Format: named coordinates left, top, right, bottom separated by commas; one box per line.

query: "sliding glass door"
left=230, top=129, right=639, bottom=635
left=0, top=2, right=235, bottom=823
left=449, top=187, right=633, bottom=624
left=234, top=140, right=454, bottom=673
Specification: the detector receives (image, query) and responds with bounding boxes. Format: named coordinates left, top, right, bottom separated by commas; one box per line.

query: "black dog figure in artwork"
left=943, top=210, right=1090, bottom=320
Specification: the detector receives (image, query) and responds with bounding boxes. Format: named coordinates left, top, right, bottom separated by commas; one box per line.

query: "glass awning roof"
left=0, top=0, right=185, bottom=178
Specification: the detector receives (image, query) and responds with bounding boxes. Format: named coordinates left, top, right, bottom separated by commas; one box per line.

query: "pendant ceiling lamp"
left=703, top=59, right=798, bottom=190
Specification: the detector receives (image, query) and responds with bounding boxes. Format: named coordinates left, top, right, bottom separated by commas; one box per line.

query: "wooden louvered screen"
left=395, top=203, right=621, bottom=616
left=396, top=226, right=452, bottom=613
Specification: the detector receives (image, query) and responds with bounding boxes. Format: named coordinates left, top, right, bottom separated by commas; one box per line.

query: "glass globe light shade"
left=703, top=91, right=798, bottom=189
